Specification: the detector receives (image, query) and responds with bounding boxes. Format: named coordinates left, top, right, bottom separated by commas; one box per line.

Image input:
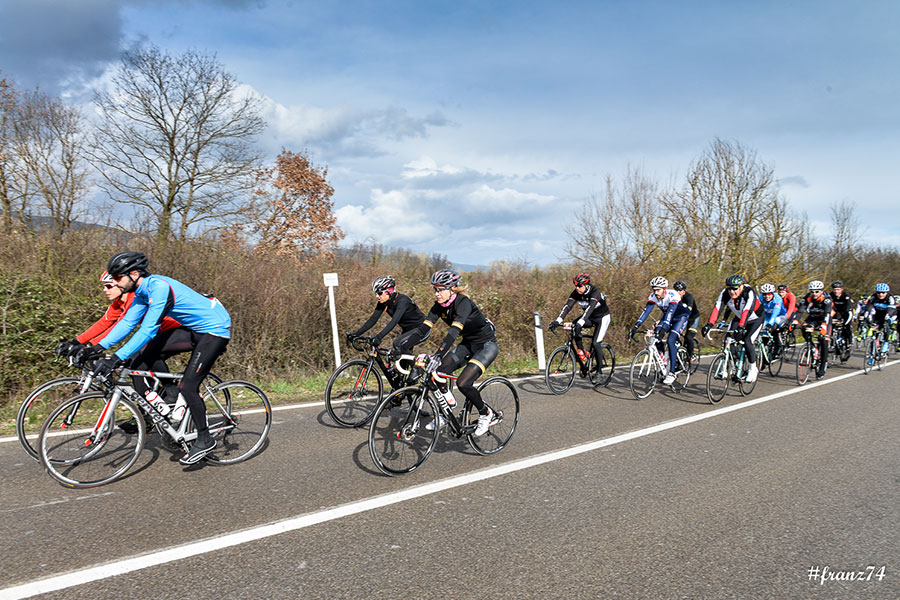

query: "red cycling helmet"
left=573, top=272, right=590, bottom=286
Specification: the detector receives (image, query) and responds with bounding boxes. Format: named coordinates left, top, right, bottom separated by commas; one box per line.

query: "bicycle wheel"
left=668, top=346, right=691, bottom=393
left=466, top=377, right=520, bottom=455
left=782, top=331, right=796, bottom=362
left=17, top=376, right=90, bottom=461
left=39, top=392, right=145, bottom=489
left=705, top=352, right=730, bottom=404
left=545, top=346, right=576, bottom=395
left=689, top=345, right=701, bottom=374
left=738, top=358, right=757, bottom=396
left=193, top=381, right=272, bottom=465
left=325, top=359, right=384, bottom=427
left=877, top=341, right=888, bottom=371
left=796, top=343, right=812, bottom=385
left=588, top=343, right=615, bottom=388
left=369, top=386, right=439, bottom=476
left=629, top=349, right=659, bottom=400
left=862, top=338, right=875, bottom=374
left=767, top=341, right=784, bottom=377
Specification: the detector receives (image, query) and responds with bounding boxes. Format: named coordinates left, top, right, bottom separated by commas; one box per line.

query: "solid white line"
left=3, top=359, right=895, bottom=600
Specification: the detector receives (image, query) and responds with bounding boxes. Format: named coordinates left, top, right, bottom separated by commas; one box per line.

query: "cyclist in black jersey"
left=346, top=276, right=429, bottom=356
left=829, top=281, right=853, bottom=350
left=862, top=283, right=897, bottom=344
left=417, top=269, right=498, bottom=436
left=701, top=275, right=764, bottom=383
left=550, top=272, right=611, bottom=374
left=673, top=280, right=700, bottom=365
left=792, top=280, right=833, bottom=379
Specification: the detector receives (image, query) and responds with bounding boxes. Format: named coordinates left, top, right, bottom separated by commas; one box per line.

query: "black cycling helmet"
left=777, top=284, right=789, bottom=291
left=725, top=274, right=744, bottom=288
left=831, top=280, right=844, bottom=288
left=573, top=272, right=591, bottom=286
left=372, top=275, right=395, bottom=295
left=673, top=280, right=687, bottom=291
left=106, top=251, right=149, bottom=277
left=430, top=268, right=460, bottom=289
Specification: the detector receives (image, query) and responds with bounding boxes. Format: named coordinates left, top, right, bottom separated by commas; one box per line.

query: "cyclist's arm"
left=78, top=296, right=128, bottom=344
left=435, top=301, right=472, bottom=356
left=353, top=303, right=386, bottom=337
left=634, top=301, right=655, bottom=327
left=707, top=290, right=725, bottom=324
left=737, top=289, right=757, bottom=327
left=100, top=282, right=170, bottom=360
left=374, top=296, right=411, bottom=340
left=659, top=299, right=678, bottom=330
left=556, top=298, right=576, bottom=322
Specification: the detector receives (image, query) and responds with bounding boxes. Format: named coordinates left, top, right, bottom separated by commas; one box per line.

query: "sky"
left=1, top=0, right=898, bottom=267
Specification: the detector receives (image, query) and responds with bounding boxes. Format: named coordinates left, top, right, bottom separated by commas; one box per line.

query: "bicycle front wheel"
left=767, top=341, right=784, bottom=377
left=17, top=377, right=89, bottom=461
left=796, top=344, right=813, bottom=385
left=877, top=341, right=888, bottom=371
left=39, top=392, right=145, bottom=489
left=466, top=377, right=520, bottom=455
left=196, top=381, right=272, bottom=465
left=706, top=352, right=730, bottom=404
left=369, top=387, right=439, bottom=476
left=588, top=344, right=615, bottom=388
left=629, top=349, right=658, bottom=399
left=545, top=346, right=576, bottom=395
left=862, top=338, right=875, bottom=374
left=738, top=358, right=757, bottom=396
left=325, top=359, right=384, bottom=427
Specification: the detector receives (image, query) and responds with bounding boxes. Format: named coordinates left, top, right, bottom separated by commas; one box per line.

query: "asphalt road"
left=1, top=352, right=898, bottom=599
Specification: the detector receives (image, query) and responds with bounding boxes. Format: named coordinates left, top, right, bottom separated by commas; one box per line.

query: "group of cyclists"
left=51, top=253, right=898, bottom=468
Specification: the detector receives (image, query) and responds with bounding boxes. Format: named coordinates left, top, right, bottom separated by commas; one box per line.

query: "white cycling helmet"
left=760, top=283, right=776, bottom=294
left=649, top=276, right=668, bottom=289
left=808, top=280, right=825, bottom=291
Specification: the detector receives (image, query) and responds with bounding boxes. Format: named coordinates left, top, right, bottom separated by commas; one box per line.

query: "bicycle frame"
left=352, top=337, right=418, bottom=390
left=394, top=357, right=478, bottom=438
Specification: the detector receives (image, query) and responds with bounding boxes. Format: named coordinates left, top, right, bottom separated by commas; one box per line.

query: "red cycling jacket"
left=76, top=292, right=180, bottom=345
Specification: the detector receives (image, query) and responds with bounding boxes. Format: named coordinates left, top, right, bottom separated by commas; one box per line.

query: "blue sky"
left=1, top=0, right=898, bottom=266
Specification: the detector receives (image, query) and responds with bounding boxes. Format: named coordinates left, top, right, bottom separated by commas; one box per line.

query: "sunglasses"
left=433, top=286, right=449, bottom=293
left=103, top=283, right=116, bottom=290
left=727, top=286, right=740, bottom=291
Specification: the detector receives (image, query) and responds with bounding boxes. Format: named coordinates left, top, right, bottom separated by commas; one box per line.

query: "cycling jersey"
left=556, top=284, right=610, bottom=323
left=635, top=289, right=691, bottom=331
left=353, top=292, right=425, bottom=339
left=862, top=294, right=897, bottom=326
left=761, top=295, right=787, bottom=327
left=779, top=291, right=798, bottom=319
left=421, top=294, right=496, bottom=357
left=708, top=285, right=763, bottom=326
left=830, top=290, right=853, bottom=320
left=797, top=291, right=833, bottom=326
left=98, top=275, right=231, bottom=360
left=680, top=292, right=701, bottom=324
left=76, top=292, right=180, bottom=345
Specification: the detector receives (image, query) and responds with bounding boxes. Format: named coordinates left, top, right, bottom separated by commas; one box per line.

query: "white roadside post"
left=534, top=312, right=546, bottom=370
left=324, top=272, right=341, bottom=367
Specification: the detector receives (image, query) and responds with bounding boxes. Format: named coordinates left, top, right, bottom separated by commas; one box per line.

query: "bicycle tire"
left=877, top=340, right=888, bottom=371
left=369, top=386, right=439, bottom=476
left=629, top=349, right=658, bottom=400
left=588, top=343, right=615, bottom=388
left=466, top=376, right=520, bottom=455
left=17, top=376, right=93, bottom=461
left=196, top=380, right=271, bottom=465
left=668, top=346, right=691, bottom=393
left=796, top=343, right=813, bottom=385
left=689, top=345, right=701, bottom=374
left=767, top=341, right=784, bottom=377
left=738, top=357, right=757, bottom=396
left=545, top=346, right=576, bottom=395
left=706, top=352, right=730, bottom=404
left=39, top=391, right=145, bottom=489
left=862, top=338, right=875, bottom=374
left=325, top=359, right=384, bottom=427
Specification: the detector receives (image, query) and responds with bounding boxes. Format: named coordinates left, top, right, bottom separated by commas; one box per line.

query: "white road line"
left=3, top=360, right=895, bottom=600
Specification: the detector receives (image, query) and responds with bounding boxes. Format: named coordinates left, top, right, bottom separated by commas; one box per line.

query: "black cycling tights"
left=437, top=357, right=487, bottom=415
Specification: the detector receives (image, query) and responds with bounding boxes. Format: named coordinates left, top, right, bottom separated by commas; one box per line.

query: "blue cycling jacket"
left=762, top=295, right=787, bottom=326
left=99, top=275, right=231, bottom=360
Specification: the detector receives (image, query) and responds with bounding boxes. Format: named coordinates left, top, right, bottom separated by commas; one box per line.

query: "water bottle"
left=146, top=391, right=170, bottom=416
left=441, top=389, right=457, bottom=408
left=171, top=393, right=187, bottom=423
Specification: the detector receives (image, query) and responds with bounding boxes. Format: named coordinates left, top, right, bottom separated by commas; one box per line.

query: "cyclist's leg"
left=666, top=316, right=688, bottom=374
left=457, top=341, right=499, bottom=416
left=572, top=319, right=587, bottom=354
left=745, top=318, right=764, bottom=364
left=128, top=327, right=191, bottom=397
left=180, top=333, right=229, bottom=459
left=589, top=314, right=610, bottom=365
left=684, top=316, right=699, bottom=360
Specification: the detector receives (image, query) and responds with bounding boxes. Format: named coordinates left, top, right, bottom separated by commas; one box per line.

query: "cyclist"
left=346, top=275, right=429, bottom=362
left=777, top=284, right=799, bottom=324
left=549, top=272, right=611, bottom=376
left=861, top=283, right=897, bottom=357
left=701, top=274, right=765, bottom=383
left=673, top=280, right=700, bottom=369
left=829, top=281, right=853, bottom=351
left=629, top=276, right=692, bottom=385
left=418, top=269, right=498, bottom=436
left=82, top=251, right=232, bottom=465
left=760, top=283, right=787, bottom=358
left=791, top=280, right=833, bottom=379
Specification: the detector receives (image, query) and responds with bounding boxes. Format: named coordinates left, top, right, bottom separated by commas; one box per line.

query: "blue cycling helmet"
left=875, top=282, right=890, bottom=293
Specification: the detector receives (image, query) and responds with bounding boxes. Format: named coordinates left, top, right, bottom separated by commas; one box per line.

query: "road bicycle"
left=324, top=336, right=422, bottom=427
left=756, top=327, right=784, bottom=377
left=862, top=324, right=890, bottom=375
left=368, top=355, right=519, bottom=476
left=544, top=322, right=615, bottom=394
left=37, top=366, right=270, bottom=488
left=779, top=324, right=797, bottom=362
left=628, top=327, right=691, bottom=400
left=796, top=327, right=828, bottom=385
left=705, top=325, right=757, bottom=404
left=827, top=318, right=853, bottom=364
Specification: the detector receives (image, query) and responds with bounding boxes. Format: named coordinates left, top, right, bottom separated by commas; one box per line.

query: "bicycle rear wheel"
left=796, top=343, right=812, bottom=385
left=545, top=346, right=576, bottom=395
left=198, top=381, right=271, bottom=465
left=588, top=343, right=615, bottom=388
left=668, top=346, right=691, bottom=393
left=705, top=352, right=730, bottom=404
left=39, top=392, right=145, bottom=489
left=325, top=359, right=384, bottom=427
left=629, top=349, right=658, bottom=399
left=689, top=345, right=701, bottom=374
left=767, top=342, right=784, bottom=377
left=369, top=387, right=439, bottom=476
left=17, top=377, right=89, bottom=461
left=466, top=377, right=520, bottom=455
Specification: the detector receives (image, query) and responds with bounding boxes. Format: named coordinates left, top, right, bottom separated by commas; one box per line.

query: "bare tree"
left=0, top=73, right=27, bottom=234
left=250, top=149, right=344, bottom=260
left=830, top=199, right=862, bottom=257
left=87, top=45, right=265, bottom=241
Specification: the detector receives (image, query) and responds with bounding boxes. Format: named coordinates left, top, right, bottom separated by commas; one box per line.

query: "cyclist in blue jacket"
left=760, top=283, right=787, bottom=358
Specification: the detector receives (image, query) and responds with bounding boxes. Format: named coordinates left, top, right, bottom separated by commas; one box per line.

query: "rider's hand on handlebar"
left=92, top=355, right=122, bottom=378
left=628, top=325, right=639, bottom=341
left=701, top=323, right=712, bottom=337
left=424, top=353, right=443, bottom=374
left=549, top=320, right=561, bottom=333
left=344, top=331, right=356, bottom=344
left=75, top=344, right=103, bottom=366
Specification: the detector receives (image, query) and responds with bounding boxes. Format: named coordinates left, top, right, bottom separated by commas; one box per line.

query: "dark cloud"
left=0, top=0, right=123, bottom=92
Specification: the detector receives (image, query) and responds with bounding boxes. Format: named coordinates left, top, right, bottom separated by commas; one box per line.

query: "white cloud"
left=464, top=184, right=556, bottom=213
left=335, top=188, right=439, bottom=245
